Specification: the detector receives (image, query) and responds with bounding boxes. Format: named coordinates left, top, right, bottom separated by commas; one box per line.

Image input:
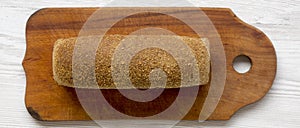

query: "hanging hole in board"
left=233, top=55, right=252, bottom=74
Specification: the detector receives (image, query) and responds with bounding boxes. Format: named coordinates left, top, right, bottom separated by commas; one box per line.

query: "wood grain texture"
left=0, top=0, right=299, bottom=127
left=23, top=7, right=276, bottom=121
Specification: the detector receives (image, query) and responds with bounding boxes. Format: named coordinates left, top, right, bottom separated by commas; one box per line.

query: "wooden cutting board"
left=23, top=7, right=276, bottom=121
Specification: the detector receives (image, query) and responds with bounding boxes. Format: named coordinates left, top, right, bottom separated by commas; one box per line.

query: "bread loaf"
left=53, top=35, right=210, bottom=89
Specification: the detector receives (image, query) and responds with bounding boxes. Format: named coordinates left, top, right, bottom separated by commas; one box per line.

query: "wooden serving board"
left=23, top=8, right=276, bottom=121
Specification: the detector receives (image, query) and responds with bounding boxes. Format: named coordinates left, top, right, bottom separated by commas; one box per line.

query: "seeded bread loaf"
left=53, top=35, right=210, bottom=89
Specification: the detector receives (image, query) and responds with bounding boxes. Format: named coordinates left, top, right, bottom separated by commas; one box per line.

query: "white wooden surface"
left=0, top=0, right=299, bottom=127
